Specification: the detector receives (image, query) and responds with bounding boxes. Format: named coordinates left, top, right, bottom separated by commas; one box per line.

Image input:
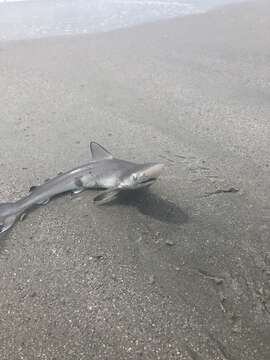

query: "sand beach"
left=0, top=1, right=269, bottom=359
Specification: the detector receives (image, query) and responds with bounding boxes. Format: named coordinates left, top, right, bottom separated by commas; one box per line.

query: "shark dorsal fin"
left=90, top=142, right=113, bottom=161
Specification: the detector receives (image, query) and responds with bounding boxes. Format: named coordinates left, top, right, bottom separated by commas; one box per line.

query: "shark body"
left=0, top=142, right=164, bottom=234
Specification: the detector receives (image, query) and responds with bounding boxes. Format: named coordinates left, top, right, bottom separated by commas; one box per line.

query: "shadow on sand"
left=0, top=189, right=188, bottom=245
left=108, top=189, right=189, bottom=225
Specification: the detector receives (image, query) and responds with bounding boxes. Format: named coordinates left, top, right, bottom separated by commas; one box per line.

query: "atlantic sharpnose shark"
left=0, top=142, right=164, bottom=234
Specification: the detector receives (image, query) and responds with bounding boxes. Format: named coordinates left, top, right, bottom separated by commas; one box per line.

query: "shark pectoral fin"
left=93, top=188, right=121, bottom=205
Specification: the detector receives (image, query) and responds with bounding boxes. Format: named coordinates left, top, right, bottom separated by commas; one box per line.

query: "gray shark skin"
left=0, top=142, right=164, bottom=234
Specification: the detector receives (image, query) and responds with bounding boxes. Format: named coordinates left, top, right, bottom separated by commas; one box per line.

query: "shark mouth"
left=140, top=177, right=157, bottom=184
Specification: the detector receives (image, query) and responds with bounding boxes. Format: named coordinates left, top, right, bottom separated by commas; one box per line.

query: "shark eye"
left=132, top=174, right=138, bottom=181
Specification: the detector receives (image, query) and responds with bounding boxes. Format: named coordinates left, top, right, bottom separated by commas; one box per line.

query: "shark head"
left=90, top=142, right=164, bottom=190
left=90, top=142, right=164, bottom=205
left=119, top=162, right=164, bottom=190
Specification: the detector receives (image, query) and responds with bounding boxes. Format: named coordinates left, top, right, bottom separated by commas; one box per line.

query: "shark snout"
left=143, top=163, right=164, bottom=179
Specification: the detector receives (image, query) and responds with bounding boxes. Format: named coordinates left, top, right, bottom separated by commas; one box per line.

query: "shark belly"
left=85, top=177, right=117, bottom=189
left=98, top=177, right=118, bottom=188
left=79, top=174, right=97, bottom=188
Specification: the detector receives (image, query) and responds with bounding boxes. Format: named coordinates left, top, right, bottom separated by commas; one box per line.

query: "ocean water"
left=0, top=0, right=245, bottom=41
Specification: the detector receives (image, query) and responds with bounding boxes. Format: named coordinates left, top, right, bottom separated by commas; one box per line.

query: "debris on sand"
left=203, top=187, right=239, bottom=197
left=165, top=240, right=175, bottom=246
left=197, top=268, right=224, bottom=285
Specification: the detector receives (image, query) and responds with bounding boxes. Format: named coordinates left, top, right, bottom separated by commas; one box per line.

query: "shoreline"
left=0, top=0, right=248, bottom=43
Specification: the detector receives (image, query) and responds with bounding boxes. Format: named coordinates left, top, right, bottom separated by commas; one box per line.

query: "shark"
left=0, top=141, right=164, bottom=234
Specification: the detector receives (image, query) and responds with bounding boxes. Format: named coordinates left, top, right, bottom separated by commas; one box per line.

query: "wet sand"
left=0, top=1, right=270, bottom=359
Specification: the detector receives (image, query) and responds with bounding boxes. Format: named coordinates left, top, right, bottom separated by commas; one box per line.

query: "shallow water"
left=0, top=0, right=245, bottom=41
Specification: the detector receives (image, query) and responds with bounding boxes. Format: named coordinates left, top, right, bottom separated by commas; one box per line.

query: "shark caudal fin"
left=0, top=203, right=18, bottom=235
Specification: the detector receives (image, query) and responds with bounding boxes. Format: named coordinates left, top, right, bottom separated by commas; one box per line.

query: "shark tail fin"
left=0, top=203, right=18, bottom=235
left=93, top=188, right=122, bottom=205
